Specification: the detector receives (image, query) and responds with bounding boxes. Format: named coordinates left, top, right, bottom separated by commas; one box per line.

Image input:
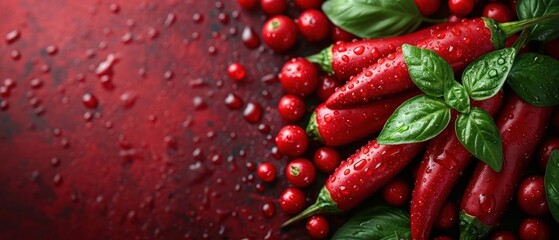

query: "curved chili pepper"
left=459, top=93, right=553, bottom=240
left=307, top=89, right=421, bottom=146
left=282, top=139, right=426, bottom=227
left=326, top=15, right=559, bottom=109
left=410, top=92, right=504, bottom=240
left=308, top=23, right=451, bottom=81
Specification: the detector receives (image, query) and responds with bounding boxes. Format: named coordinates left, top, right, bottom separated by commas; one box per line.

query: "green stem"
left=459, top=211, right=492, bottom=240
left=512, top=29, right=530, bottom=53
left=281, top=187, right=340, bottom=228
left=421, top=17, right=448, bottom=24
left=306, top=45, right=334, bottom=74
left=499, top=12, right=559, bottom=37
left=306, top=112, right=323, bottom=143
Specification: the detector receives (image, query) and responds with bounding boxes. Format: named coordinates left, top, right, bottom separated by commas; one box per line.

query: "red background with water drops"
left=0, top=0, right=328, bottom=239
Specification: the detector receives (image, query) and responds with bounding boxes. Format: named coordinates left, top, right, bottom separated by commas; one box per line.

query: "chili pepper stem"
left=512, top=29, right=530, bottom=52
left=307, top=45, right=333, bottom=74
left=305, top=112, right=322, bottom=142
left=499, top=12, right=559, bottom=37
left=281, top=186, right=340, bottom=228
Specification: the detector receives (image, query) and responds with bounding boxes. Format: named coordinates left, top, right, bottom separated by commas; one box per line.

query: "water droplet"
left=353, top=46, right=364, bottom=55
left=6, top=29, right=21, bottom=44
left=478, top=193, right=495, bottom=213
left=82, top=93, right=98, bottom=109
left=224, top=93, right=243, bottom=109
left=242, top=26, right=260, bottom=49
left=243, top=102, right=262, bottom=123
left=488, top=69, right=498, bottom=77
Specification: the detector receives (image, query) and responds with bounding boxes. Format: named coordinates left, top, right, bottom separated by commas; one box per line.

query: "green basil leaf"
left=456, top=108, right=503, bottom=172
left=444, top=79, right=471, bottom=113
left=462, top=48, right=516, bottom=100
left=402, top=44, right=454, bottom=97
left=332, top=205, right=411, bottom=240
left=517, top=0, right=559, bottom=42
left=378, top=95, right=451, bottom=144
left=322, top=0, right=423, bottom=38
left=545, top=150, right=559, bottom=223
left=507, top=53, right=559, bottom=107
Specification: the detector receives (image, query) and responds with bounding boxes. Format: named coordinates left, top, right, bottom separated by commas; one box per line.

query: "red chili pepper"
left=410, top=92, right=504, bottom=240
left=282, top=139, right=426, bottom=227
left=459, top=93, right=553, bottom=240
left=307, top=89, right=421, bottom=146
left=326, top=16, right=559, bottom=109
left=308, top=23, right=451, bottom=81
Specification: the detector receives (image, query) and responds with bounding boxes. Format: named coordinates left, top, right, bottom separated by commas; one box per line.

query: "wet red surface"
left=0, top=1, right=324, bottom=239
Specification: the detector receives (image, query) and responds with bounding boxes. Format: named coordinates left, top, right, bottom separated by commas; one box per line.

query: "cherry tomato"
left=435, top=201, right=458, bottom=230
left=517, top=176, right=550, bottom=216
left=414, top=0, right=441, bottom=16
left=382, top=178, right=410, bottom=207
left=237, top=0, right=258, bottom=9
left=313, top=146, right=341, bottom=174
left=294, top=0, right=323, bottom=10
left=257, top=162, right=277, bottom=182
left=275, top=125, right=308, bottom=157
left=279, top=187, right=306, bottom=214
left=260, top=0, right=287, bottom=15
left=297, top=9, right=330, bottom=42
left=448, top=0, right=475, bottom=17
left=518, top=218, right=550, bottom=240
left=286, top=158, right=316, bottom=187
left=278, top=95, right=306, bottom=122
left=536, top=137, right=559, bottom=171
left=330, top=26, right=356, bottom=42
left=279, top=58, right=318, bottom=96
left=262, top=15, right=298, bottom=52
left=316, top=75, right=342, bottom=101
left=483, top=2, right=514, bottom=23
left=227, top=63, right=246, bottom=81
left=489, top=230, right=517, bottom=240
left=306, top=215, right=329, bottom=239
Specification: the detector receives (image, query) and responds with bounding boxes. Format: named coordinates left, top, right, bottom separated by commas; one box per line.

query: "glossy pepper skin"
left=282, top=139, right=426, bottom=227
left=326, top=18, right=505, bottom=109
left=410, top=92, right=504, bottom=240
left=459, top=93, right=553, bottom=240
left=309, top=23, right=451, bottom=80
left=307, top=89, right=420, bottom=146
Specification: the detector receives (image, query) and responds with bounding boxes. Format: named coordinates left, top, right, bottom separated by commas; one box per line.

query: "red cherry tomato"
left=330, top=26, right=356, bottom=42
left=279, top=58, right=318, bottom=96
left=257, top=162, right=277, bottom=182
left=260, top=0, right=287, bottom=15
left=414, top=0, right=441, bottom=16
left=262, top=15, right=298, bottom=52
left=517, top=176, right=550, bottom=216
left=294, top=0, right=323, bottom=10
left=489, top=230, right=517, bottom=240
left=435, top=201, right=458, bottom=230
left=518, top=218, right=550, bottom=240
left=382, top=178, right=410, bottom=207
left=286, top=158, right=316, bottom=187
left=483, top=2, right=514, bottom=23
left=279, top=187, right=306, bottom=214
left=448, top=0, right=475, bottom=17
left=306, top=215, right=329, bottom=239
left=313, top=147, right=341, bottom=174
left=275, top=125, right=308, bottom=157
left=297, top=9, right=330, bottom=42
left=278, top=95, right=306, bottom=122
left=316, top=75, right=342, bottom=101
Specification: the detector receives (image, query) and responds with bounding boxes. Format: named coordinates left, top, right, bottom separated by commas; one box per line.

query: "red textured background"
left=0, top=0, right=325, bottom=239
